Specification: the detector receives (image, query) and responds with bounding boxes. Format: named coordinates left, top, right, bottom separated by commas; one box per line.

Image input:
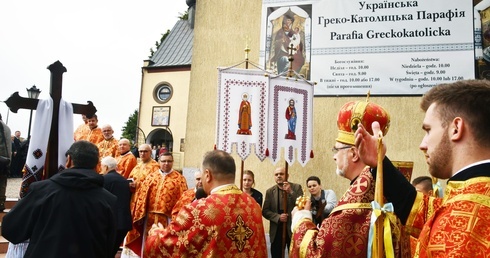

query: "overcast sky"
left=0, top=0, right=188, bottom=139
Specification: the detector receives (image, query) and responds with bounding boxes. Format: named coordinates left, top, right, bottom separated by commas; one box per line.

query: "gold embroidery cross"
left=226, top=215, right=254, bottom=252
left=345, top=236, right=363, bottom=255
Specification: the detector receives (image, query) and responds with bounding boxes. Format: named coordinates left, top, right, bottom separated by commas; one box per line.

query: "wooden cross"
left=4, top=60, right=97, bottom=179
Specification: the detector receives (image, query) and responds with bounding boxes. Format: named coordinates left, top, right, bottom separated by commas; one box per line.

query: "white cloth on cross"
left=21, top=97, right=73, bottom=195
left=8, top=98, right=74, bottom=257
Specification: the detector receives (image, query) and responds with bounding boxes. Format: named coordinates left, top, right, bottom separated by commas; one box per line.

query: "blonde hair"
left=243, top=169, right=255, bottom=187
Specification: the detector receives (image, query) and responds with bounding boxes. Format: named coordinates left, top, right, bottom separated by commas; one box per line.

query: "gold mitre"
left=336, top=95, right=391, bottom=145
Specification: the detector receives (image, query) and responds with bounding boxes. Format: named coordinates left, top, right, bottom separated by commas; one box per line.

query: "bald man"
left=127, top=144, right=159, bottom=185
left=171, top=170, right=203, bottom=221
left=116, top=139, right=137, bottom=179
left=263, top=167, right=303, bottom=258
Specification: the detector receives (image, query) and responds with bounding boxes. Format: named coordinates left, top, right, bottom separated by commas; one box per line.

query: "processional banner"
left=267, top=76, right=313, bottom=166
left=216, top=67, right=314, bottom=166
left=216, top=68, right=269, bottom=161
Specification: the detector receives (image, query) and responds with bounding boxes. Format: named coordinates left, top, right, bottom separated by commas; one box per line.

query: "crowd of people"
left=8, top=130, right=27, bottom=178
left=1, top=79, right=489, bottom=257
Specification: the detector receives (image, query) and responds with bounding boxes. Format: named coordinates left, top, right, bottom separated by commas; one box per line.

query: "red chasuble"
left=170, top=188, right=196, bottom=221
left=407, top=177, right=490, bottom=257
left=290, top=167, right=410, bottom=258
left=144, top=185, right=267, bottom=257
left=116, top=152, right=137, bottom=179
left=126, top=169, right=187, bottom=256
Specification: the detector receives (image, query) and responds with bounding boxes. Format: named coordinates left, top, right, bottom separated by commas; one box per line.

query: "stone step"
left=0, top=198, right=18, bottom=255
left=5, top=198, right=18, bottom=210
left=0, top=198, right=18, bottom=225
left=0, top=210, right=9, bottom=223
left=0, top=235, right=7, bottom=254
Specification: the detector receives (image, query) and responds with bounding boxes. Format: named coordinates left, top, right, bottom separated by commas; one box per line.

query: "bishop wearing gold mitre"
left=290, top=99, right=411, bottom=258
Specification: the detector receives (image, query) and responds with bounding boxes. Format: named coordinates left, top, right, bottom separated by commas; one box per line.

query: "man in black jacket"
left=10, top=130, right=23, bottom=178
left=0, top=114, right=11, bottom=211
left=2, top=140, right=117, bottom=258
left=101, top=156, right=132, bottom=256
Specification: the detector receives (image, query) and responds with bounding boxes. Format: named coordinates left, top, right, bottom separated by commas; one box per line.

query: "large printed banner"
left=260, top=0, right=476, bottom=95
left=216, top=68, right=314, bottom=166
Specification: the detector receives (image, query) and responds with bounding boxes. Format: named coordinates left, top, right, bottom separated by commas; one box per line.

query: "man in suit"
left=262, top=167, right=303, bottom=258
left=0, top=114, right=12, bottom=211
left=101, top=156, right=132, bottom=257
left=10, top=130, right=22, bottom=177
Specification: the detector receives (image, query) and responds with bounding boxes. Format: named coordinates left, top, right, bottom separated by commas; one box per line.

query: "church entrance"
left=147, top=128, right=174, bottom=152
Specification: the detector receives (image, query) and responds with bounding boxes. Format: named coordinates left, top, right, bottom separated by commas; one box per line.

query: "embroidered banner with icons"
left=216, top=67, right=314, bottom=166
left=216, top=68, right=270, bottom=161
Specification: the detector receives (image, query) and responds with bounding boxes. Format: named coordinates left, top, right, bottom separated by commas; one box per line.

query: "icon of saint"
left=237, top=93, right=252, bottom=135
left=285, top=99, right=297, bottom=140
left=269, top=9, right=305, bottom=75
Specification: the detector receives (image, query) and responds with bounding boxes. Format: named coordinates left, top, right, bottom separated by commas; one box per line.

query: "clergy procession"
left=2, top=0, right=490, bottom=258
left=1, top=77, right=490, bottom=258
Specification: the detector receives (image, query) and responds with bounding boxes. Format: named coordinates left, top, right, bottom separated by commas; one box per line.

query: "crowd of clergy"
left=2, top=79, right=490, bottom=258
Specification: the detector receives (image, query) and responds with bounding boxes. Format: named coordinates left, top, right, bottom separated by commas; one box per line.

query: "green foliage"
left=121, top=109, right=138, bottom=143
left=178, top=11, right=188, bottom=20
left=147, top=10, right=188, bottom=58
left=159, top=30, right=171, bottom=47
left=148, top=30, right=170, bottom=59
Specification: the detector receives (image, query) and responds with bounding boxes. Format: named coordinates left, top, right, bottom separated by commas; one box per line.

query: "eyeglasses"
left=331, top=146, right=352, bottom=154
left=159, top=160, right=173, bottom=163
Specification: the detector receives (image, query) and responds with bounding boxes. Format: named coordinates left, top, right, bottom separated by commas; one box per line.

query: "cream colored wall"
left=139, top=65, right=191, bottom=169
left=185, top=1, right=435, bottom=231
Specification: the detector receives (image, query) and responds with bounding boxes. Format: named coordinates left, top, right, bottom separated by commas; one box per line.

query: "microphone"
left=195, top=188, right=207, bottom=200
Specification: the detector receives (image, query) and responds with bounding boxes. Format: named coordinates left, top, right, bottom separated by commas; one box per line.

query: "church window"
left=154, top=83, right=173, bottom=103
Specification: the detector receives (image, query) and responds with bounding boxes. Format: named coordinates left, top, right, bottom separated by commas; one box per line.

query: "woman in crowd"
left=306, top=176, right=337, bottom=226
left=242, top=170, right=263, bottom=207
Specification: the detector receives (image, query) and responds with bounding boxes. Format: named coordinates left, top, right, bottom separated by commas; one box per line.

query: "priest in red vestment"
left=97, top=124, right=120, bottom=159
left=116, top=139, right=137, bottom=179
left=124, top=152, right=186, bottom=257
left=73, top=114, right=89, bottom=141
left=171, top=170, right=202, bottom=221
left=290, top=99, right=410, bottom=258
left=144, top=150, right=267, bottom=257
left=76, top=114, right=104, bottom=145
left=355, top=80, right=490, bottom=258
